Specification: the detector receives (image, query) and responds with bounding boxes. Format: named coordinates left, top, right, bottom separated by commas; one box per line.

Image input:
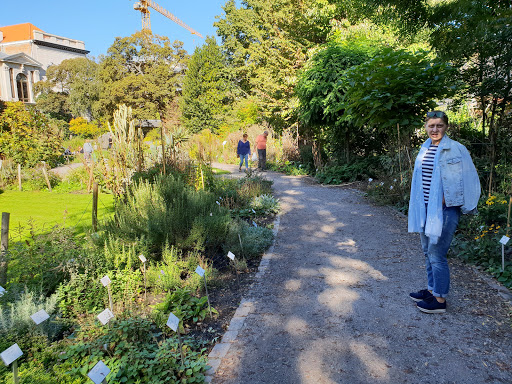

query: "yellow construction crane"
left=133, top=0, right=203, bottom=38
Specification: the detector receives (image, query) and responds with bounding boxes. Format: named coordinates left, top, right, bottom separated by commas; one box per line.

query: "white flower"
left=393, top=179, right=397, bottom=182
left=368, top=178, right=373, bottom=182
left=390, top=186, right=394, bottom=190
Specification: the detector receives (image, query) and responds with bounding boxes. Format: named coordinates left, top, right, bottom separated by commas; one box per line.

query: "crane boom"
left=133, top=0, right=203, bottom=38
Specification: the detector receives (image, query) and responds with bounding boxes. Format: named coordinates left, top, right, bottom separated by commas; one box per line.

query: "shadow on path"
left=210, top=163, right=512, bottom=384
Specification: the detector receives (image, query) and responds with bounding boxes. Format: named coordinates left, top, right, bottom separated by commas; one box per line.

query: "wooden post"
left=13, top=360, right=19, bottom=384
left=0, top=212, right=9, bottom=286
left=87, top=162, right=94, bottom=192
left=177, top=328, right=185, bottom=367
left=203, top=274, right=212, bottom=318
left=17, top=164, right=22, bottom=191
left=41, top=162, right=52, bottom=192
left=161, top=126, right=166, bottom=176
left=92, top=182, right=99, bottom=232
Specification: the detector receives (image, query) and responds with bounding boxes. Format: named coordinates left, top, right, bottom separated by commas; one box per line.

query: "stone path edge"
left=205, top=213, right=281, bottom=382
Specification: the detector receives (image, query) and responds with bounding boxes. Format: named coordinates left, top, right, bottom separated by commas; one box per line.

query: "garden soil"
left=208, top=163, right=512, bottom=384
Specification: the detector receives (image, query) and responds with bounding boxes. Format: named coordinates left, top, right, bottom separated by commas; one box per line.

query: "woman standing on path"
left=237, top=133, right=251, bottom=172
left=408, top=111, right=480, bottom=313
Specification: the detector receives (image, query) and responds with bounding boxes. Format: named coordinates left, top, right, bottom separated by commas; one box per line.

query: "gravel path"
left=208, top=164, right=512, bottom=384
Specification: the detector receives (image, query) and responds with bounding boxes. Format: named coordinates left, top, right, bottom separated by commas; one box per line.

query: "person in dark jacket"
left=237, top=133, right=251, bottom=172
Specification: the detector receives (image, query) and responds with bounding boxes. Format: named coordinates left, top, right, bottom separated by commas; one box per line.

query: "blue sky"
left=0, top=0, right=228, bottom=58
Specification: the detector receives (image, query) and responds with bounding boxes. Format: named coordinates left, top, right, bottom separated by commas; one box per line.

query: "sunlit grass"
left=0, top=190, right=115, bottom=242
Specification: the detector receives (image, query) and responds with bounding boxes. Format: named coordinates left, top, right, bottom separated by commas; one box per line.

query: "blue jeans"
left=239, top=154, right=249, bottom=169
left=420, top=205, right=461, bottom=298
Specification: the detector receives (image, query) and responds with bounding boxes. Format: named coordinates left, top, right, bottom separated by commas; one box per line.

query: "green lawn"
left=0, top=190, right=115, bottom=242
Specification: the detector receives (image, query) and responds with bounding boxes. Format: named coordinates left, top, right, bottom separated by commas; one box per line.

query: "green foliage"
left=0, top=102, right=63, bottom=167
left=7, top=226, right=82, bottom=295
left=98, top=30, right=188, bottom=120
left=268, top=160, right=309, bottom=176
left=57, top=316, right=209, bottom=383
left=341, top=48, right=456, bottom=148
left=250, top=194, right=280, bottom=215
left=223, top=220, right=274, bottom=260
left=69, top=117, right=102, bottom=138
left=316, top=157, right=380, bottom=184
left=181, top=36, right=234, bottom=134
left=154, top=288, right=217, bottom=331
left=105, top=174, right=232, bottom=254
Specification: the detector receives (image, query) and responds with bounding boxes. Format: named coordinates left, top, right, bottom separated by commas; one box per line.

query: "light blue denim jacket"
left=408, top=135, right=481, bottom=244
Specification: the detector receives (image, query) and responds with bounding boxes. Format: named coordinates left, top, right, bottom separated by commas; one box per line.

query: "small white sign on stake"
left=227, top=251, right=236, bottom=261
left=252, top=221, right=258, bottom=227
left=166, top=313, right=180, bottom=332
left=499, top=236, right=510, bottom=245
left=97, top=308, right=115, bottom=325
left=216, top=201, right=220, bottom=206
left=222, top=141, right=227, bottom=146
left=1, top=344, right=23, bottom=366
left=87, top=360, right=111, bottom=384
left=100, top=275, right=111, bottom=287
left=0, top=286, right=6, bottom=297
left=252, top=209, right=256, bottom=214
left=30, top=309, right=50, bottom=325
left=195, top=266, right=205, bottom=277
left=138, top=254, right=147, bottom=263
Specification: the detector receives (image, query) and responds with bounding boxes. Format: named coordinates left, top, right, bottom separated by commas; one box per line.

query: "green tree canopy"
left=0, top=102, right=63, bottom=167
left=180, top=36, right=234, bottom=134
left=98, top=30, right=188, bottom=121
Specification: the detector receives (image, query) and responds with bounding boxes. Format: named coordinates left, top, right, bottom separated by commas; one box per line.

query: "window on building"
left=9, top=68, right=15, bottom=98
left=16, top=73, right=29, bottom=102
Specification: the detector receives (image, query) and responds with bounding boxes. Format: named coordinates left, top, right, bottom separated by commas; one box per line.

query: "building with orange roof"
left=0, top=23, right=89, bottom=104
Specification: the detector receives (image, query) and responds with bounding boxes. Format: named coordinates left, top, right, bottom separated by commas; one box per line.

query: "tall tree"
left=98, top=30, right=188, bottom=120
left=215, top=0, right=342, bottom=130
left=180, top=36, right=234, bottom=134
left=35, top=57, right=100, bottom=121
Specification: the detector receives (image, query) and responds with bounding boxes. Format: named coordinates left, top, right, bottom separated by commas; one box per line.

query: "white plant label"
left=195, top=266, right=205, bottom=277
left=222, top=141, right=227, bottom=146
left=252, top=209, right=256, bottom=214
left=216, top=201, right=220, bottom=206
left=138, top=254, right=147, bottom=263
left=97, top=308, right=115, bottom=325
left=1, top=343, right=23, bottom=366
left=227, top=251, right=235, bottom=260
left=0, top=286, right=6, bottom=297
left=100, top=275, right=111, bottom=287
left=500, top=236, right=510, bottom=245
left=252, top=221, right=258, bottom=227
left=30, top=309, right=50, bottom=325
left=166, top=313, right=180, bottom=332
left=88, top=361, right=111, bottom=384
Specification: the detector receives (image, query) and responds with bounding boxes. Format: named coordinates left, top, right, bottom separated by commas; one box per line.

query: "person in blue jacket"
left=408, top=111, right=480, bottom=314
left=237, top=133, right=251, bottom=172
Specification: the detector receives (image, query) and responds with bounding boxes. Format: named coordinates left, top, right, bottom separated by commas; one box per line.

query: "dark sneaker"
left=417, top=296, right=446, bottom=313
left=409, top=289, right=433, bottom=302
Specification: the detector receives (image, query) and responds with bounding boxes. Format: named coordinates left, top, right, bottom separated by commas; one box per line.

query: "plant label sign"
left=0, top=286, right=6, bottom=297
left=195, top=266, right=205, bottom=277
left=227, top=251, right=235, bottom=261
left=1, top=344, right=23, bottom=366
left=166, top=313, right=180, bottom=332
left=87, top=360, right=110, bottom=384
left=97, top=309, right=115, bottom=325
left=252, top=209, right=256, bottom=214
left=100, top=275, right=111, bottom=287
left=216, top=201, right=220, bottom=206
left=252, top=221, right=258, bottom=227
left=138, top=254, right=147, bottom=263
left=31, top=309, right=50, bottom=325
left=499, top=236, right=510, bottom=245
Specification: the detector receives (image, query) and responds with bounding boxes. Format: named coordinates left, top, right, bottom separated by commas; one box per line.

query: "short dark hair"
left=426, top=110, right=449, bottom=125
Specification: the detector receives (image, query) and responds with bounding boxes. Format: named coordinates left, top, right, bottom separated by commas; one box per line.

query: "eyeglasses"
left=427, top=111, right=446, bottom=118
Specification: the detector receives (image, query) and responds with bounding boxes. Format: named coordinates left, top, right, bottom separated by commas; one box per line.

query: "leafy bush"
left=153, top=288, right=217, bottom=330
left=223, top=220, right=274, bottom=260
left=7, top=226, right=82, bottom=295
left=316, top=157, right=380, bottom=184
left=105, top=175, right=232, bottom=255
left=250, top=194, right=280, bottom=215
left=56, top=316, right=209, bottom=383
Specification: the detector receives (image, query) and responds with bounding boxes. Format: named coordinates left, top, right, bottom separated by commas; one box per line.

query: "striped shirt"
left=421, top=144, right=438, bottom=203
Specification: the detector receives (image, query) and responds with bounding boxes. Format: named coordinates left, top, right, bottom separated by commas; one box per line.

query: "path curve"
left=208, top=163, right=512, bottom=384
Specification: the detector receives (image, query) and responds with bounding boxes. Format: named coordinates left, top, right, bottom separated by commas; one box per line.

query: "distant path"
left=50, top=163, right=83, bottom=178
left=209, top=162, right=512, bottom=384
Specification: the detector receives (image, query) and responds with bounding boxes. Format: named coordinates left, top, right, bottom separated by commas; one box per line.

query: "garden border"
left=205, top=214, right=281, bottom=381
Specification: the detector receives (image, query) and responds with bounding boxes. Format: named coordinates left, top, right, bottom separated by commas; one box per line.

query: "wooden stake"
left=203, top=275, right=212, bottom=318
left=41, top=162, right=52, bottom=192
left=17, top=164, right=21, bottom=191
left=107, top=285, right=113, bottom=313
left=92, top=182, right=98, bottom=232
left=507, top=196, right=511, bottom=237
left=13, top=360, right=19, bottom=384
left=0, top=212, right=9, bottom=286
left=177, top=328, right=185, bottom=367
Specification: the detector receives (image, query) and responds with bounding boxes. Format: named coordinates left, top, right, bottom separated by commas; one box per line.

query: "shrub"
left=316, top=157, right=380, bottom=184
left=250, top=194, right=280, bottom=215
left=223, top=220, right=274, bottom=260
